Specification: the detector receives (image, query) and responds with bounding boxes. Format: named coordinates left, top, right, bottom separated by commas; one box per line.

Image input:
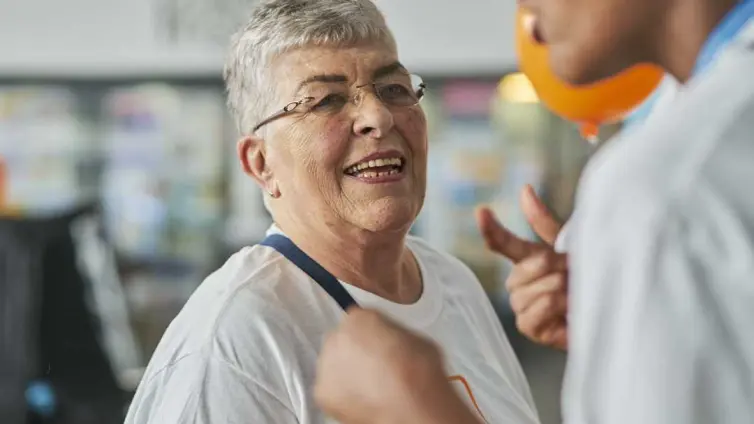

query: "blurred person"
left=314, top=0, right=754, bottom=423
left=123, top=0, right=541, bottom=423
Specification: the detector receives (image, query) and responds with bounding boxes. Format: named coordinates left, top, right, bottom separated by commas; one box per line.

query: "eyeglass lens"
left=302, top=74, right=425, bottom=116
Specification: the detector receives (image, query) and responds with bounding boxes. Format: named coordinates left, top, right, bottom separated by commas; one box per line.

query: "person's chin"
left=551, top=48, right=636, bottom=86
left=552, top=58, right=611, bottom=86
left=355, top=202, right=417, bottom=234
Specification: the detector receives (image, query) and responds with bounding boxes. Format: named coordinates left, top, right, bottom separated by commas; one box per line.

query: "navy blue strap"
left=260, top=234, right=358, bottom=311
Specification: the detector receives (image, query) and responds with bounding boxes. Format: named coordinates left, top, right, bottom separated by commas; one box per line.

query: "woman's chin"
left=353, top=205, right=417, bottom=235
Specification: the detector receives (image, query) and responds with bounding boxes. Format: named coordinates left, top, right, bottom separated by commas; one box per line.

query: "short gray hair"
left=223, top=0, right=397, bottom=136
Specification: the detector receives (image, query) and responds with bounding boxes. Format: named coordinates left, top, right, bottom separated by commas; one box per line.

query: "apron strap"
left=259, top=234, right=358, bottom=311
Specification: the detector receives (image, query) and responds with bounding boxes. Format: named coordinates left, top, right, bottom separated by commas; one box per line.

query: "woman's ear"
left=237, top=136, right=280, bottom=198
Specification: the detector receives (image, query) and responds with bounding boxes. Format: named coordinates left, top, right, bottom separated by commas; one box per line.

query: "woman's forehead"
left=273, top=44, right=401, bottom=88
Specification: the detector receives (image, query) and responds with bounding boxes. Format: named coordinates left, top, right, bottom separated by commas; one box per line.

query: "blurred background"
left=0, top=0, right=627, bottom=423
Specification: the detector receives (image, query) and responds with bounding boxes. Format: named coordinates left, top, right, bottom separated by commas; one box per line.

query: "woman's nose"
left=352, top=94, right=394, bottom=138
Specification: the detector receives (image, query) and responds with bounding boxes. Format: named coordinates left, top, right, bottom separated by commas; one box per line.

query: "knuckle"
left=551, top=276, right=568, bottom=295
left=546, top=248, right=564, bottom=263
left=509, top=294, right=523, bottom=313
left=516, top=317, right=534, bottom=335
left=522, top=250, right=550, bottom=274
left=534, top=250, right=552, bottom=267
left=542, top=294, right=557, bottom=310
left=504, top=273, right=517, bottom=290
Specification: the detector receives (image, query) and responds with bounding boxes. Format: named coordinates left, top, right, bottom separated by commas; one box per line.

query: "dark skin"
left=314, top=0, right=742, bottom=422
left=520, top=0, right=740, bottom=84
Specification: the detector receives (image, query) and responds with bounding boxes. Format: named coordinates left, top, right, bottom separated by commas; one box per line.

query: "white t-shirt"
left=562, top=20, right=754, bottom=424
left=125, top=225, right=540, bottom=424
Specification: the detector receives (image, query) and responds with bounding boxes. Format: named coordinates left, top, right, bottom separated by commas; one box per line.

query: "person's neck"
left=273, top=213, right=422, bottom=304
left=653, top=0, right=740, bottom=83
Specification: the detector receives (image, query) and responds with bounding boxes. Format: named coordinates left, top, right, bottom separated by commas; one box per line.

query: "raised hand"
left=476, top=184, right=569, bottom=350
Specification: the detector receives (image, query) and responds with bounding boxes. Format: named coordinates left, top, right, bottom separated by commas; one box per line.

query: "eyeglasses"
left=252, top=73, right=427, bottom=133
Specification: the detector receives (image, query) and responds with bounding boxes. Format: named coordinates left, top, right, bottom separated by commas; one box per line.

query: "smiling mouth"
left=344, top=157, right=405, bottom=179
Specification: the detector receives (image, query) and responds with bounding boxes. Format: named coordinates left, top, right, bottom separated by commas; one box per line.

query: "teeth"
left=356, top=168, right=401, bottom=179
left=345, top=157, right=404, bottom=175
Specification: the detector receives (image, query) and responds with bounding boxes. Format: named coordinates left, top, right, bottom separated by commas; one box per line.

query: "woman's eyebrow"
left=295, top=74, right=348, bottom=94
left=372, top=61, right=406, bottom=79
left=295, top=61, right=406, bottom=94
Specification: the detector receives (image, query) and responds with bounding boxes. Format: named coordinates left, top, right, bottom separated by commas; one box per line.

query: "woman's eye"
left=379, top=84, right=412, bottom=101
left=310, top=93, right=348, bottom=112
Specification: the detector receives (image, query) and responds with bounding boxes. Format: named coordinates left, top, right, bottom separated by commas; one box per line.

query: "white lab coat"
left=562, top=19, right=754, bottom=424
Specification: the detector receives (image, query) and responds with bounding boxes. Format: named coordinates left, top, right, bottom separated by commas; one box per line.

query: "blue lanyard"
left=625, top=0, right=754, bottom=127
left=693, top=0, right=754, bottom=75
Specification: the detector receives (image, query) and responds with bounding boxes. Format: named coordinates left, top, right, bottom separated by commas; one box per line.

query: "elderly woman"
left=124, top=0, right=540, bottom=423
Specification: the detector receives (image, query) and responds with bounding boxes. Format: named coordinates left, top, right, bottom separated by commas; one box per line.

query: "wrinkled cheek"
left=300, top=120, right=351, bottom=195
left=318, top=119, right=353, bottom=164
left=279, top=127, right=321, bottom=185
left=403, top=108, right=428, bottom=150
left=400, top=109, right=428, bottom=201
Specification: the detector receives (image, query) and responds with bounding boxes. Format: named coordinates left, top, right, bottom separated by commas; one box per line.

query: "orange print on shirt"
left=448, top=375, right=488, bottom=424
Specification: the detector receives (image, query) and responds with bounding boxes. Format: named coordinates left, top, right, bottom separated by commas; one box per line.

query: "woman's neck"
left=654, top=0, right=740, bottom=83
left=273, top=216, right=423, bottom=304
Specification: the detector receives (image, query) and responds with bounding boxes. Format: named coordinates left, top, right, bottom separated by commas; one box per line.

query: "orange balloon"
left=515, top=8, right=664, bottom=136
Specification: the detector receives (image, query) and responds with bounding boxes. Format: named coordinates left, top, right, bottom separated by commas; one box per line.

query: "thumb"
left=476, top=206, right=538, bottom=263
left=520, top=185, right=562, bottom=245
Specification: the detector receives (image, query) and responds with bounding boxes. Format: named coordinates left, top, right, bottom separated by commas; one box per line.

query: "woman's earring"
left=268, top=188, right=280, bottom=199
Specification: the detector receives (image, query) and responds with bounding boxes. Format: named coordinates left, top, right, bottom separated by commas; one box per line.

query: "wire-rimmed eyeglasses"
left=252, top=73, right=427, bottom=133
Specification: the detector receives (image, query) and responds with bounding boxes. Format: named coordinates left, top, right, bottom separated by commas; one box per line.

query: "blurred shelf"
left=0, top=49, right=225, bottom=80
left=117, top=254, right=200, bottom=275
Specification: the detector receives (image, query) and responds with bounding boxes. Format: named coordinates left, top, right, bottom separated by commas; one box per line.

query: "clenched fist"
left=314, top=308, right=480, bottom=424
left=476, top=184, right=568, bottom=350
